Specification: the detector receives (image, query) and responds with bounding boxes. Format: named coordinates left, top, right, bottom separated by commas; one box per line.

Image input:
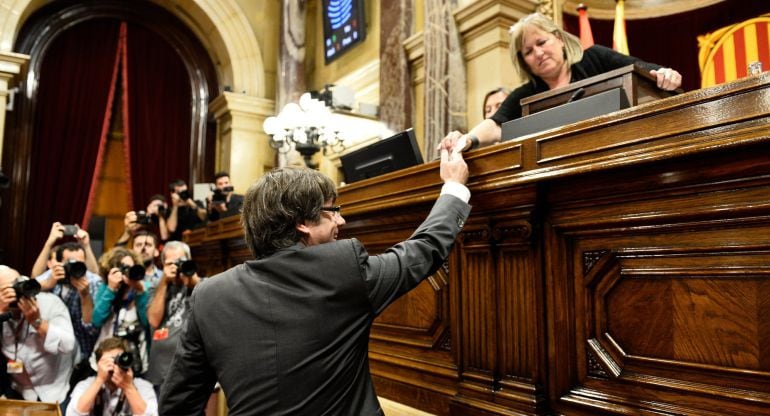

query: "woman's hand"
left=650, top=67, right=682, bottom=91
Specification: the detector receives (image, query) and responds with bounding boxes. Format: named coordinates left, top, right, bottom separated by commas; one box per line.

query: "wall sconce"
left=263, top=92, right=346, bottom=169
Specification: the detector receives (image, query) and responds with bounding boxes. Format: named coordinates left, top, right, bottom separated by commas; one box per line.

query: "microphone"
left=566, top=87, right=586, bottom=103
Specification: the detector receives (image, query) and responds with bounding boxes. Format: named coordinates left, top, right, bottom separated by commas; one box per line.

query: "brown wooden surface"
left=0, top=399, right=61, bottom=416
left=187, top=72, right=770, bottom=415
left=520, top=64, right=678, bottom=116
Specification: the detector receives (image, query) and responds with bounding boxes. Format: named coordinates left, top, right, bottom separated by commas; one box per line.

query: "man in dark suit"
left=160, top=145, right=470, bottom=415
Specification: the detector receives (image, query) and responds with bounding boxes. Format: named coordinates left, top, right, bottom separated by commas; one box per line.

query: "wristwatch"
left=31, top=318, right=42, bottom=329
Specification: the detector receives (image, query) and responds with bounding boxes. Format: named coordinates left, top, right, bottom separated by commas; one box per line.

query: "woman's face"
left=484, top=91, right=508, bottom=119
left=520, top=25, right=566, bottom=80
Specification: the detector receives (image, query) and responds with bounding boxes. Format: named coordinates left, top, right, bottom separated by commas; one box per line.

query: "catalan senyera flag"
left=577, top=3, right=594, bottom=50
left=613, top=0, right=629, bottom=55
left=699, top=14, right=770, bottom=88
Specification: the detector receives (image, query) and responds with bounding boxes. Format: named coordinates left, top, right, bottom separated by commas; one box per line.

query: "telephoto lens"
left=177, top=259, right=197, bottom=277
left=120, top=264, right=146, bottom=281
left=113, top=351, right=134, bottom=371
left=63, top=260, right=87, bottom=279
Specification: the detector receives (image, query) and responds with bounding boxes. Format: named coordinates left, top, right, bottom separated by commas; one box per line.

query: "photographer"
left=115, top=195, right=169, bottom=248
left=34, top=242, right=102, bottom=389
left=206, top=171, right=243, bottom=222
left=67, top=337, right=157, bottom=416
left=0, top=265, right=76, bottom=403
left=145, top=241, right=201, bottom=392
left=31, top=222, right=99, bottom=282
left=166, top=179, right=206, bottom=241
left=92, top=248, right=150, bottom=375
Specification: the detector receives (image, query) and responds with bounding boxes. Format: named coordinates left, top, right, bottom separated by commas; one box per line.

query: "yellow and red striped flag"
left=613, top=0, right=629, bottom=55
left=577, top=3, right=594, bottom=50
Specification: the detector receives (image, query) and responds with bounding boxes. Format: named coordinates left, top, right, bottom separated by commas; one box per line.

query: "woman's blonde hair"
left=508, top=13, right=584, bottom=83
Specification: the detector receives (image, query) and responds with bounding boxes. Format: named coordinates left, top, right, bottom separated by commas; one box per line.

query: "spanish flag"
left=577, top=3, right=594, bottom=50
left=613, top=0, right=629, bottom=55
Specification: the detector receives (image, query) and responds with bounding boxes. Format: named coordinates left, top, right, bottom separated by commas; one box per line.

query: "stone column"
left=379, top=0, right=413, bottom=132
left=0, top=51, right=29, bottom=171
left=276, top=0, right=307, bottom=167
left=209, top=92, right=275, bottom=192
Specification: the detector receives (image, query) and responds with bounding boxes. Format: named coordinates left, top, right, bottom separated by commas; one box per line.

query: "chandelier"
left=262, top=92, right=346, bottom=169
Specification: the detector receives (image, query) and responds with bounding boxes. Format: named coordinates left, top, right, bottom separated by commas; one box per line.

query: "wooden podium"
left=519, top=64, right=677, bottom=116
left=187, top=72, right=770, bottom=415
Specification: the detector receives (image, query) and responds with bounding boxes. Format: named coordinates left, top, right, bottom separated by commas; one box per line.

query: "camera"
left=135, top=210, right=153, bottom=226
left=175, top=259, right=197, bottom=277
left=157, top=205, right=167, bottom=217
left=63, top=260, right=87, bottom=281
left=113, top=351, right=134, bottom=371
left=11, top=279, right=41, bottom=307
left=178, top=189, right=191, bottom=201
left=62, top=224, right=78, bottom=236
left=119, top=264, right=146, bottom=281
left=211, top=186, right=234, bottom=204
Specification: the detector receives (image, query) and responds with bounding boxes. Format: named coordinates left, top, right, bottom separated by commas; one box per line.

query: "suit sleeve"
left=360, top=194, right=471, bottom=315
left=158, top=288, right=216, bottom=415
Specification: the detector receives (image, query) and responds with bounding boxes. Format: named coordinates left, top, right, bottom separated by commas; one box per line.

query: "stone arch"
left=0, top=0, right=266, bottom=97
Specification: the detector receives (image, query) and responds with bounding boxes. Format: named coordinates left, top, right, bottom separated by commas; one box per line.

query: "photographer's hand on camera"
left=107, top=268, right=124, bottom=291
left=17, top=296, right=46, bottom=335
left=0, top=284, right=15, bottom=311
left=46, top=222, right=65, bottom=246
left=69, top=273, right=90, bottom=296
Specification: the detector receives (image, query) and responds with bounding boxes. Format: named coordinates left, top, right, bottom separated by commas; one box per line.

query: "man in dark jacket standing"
left=160, top=145, right=470, bottom=415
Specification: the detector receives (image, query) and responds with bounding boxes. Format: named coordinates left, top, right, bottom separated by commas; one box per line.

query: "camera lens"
left=120, top=264, right=146, bottom=281
left=113, top=351, right=134, bottom=370
left=178, top=190, right=191, bottom=200
left=12, top=279, right=41, bottom=303
left=177, top=259, right=197, bottom=277
left=64, top=260, right=87, bottom=279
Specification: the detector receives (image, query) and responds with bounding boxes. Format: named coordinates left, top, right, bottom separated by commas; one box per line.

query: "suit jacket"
left=160, top=194, right=471, bottom=415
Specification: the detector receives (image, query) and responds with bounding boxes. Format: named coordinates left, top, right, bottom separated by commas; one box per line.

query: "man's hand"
left=17, top=296, right=41, bottom=327
left=46, top=222, right=65, bottom=246
left=162, top=262, right=178, bottom=285
left=111, top=365, right=136, bottom=391
left=439, top=142, right=469, bottom=185
left=0, top=284, right=16, bottom=312
left=50, top=262, right=66, bottom=284
left=75, top=227, right=90, bottom=246
left=70, top=275, right=90, bottom=296
left=123, top=211, right=141, bottom=234
left=95, top=352, right=116, bottom=383
left=170, top=192, right=183, bottom=207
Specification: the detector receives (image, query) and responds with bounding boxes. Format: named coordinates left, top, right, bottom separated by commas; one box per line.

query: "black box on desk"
left=502, top=87, right=630, bottom=142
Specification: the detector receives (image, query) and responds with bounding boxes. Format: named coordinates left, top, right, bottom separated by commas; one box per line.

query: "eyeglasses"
left=320, top=205, right=342, bottom=216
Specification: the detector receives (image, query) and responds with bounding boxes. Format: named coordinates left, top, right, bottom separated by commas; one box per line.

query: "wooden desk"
left=187, top=72, right=770, bottom=415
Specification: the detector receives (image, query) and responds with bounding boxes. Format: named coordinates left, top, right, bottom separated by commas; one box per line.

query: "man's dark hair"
left=149, top=194, right=166, bottom=203
left=132, top=230, right=159, bottom=247
left=169, top=179, right=186, bottom=192
left=55, top=242, right=85, bottom=262
left=241, top=167, right=337, bottom=259
left=94, top=337, right=128, bottom=361
left=213, top=171, right=230, bottom=182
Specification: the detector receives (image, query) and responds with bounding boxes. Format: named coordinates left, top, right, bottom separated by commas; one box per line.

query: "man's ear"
left=296, top=222, right=311, bottom=235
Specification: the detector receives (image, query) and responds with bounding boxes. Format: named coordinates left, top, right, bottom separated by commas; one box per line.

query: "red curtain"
left=23, top=20, right=122, bottom=271
left=124, top=24, right=192, bottom=211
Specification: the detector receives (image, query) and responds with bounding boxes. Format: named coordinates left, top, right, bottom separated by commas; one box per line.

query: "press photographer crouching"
left=0, top=265, right=77, bottom=403
left=206, top=171, right=244, bottom=222
left=67, top=337, right=157, bottom=416
left=92, top=248, right=150, bottom=377
left=146, top=241, right=202, bottom=394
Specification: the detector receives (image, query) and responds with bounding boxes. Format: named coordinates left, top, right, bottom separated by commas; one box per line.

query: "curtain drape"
left=124, top=24, right=192, bottom=211
left=23, top=20, right=122, bottom=271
